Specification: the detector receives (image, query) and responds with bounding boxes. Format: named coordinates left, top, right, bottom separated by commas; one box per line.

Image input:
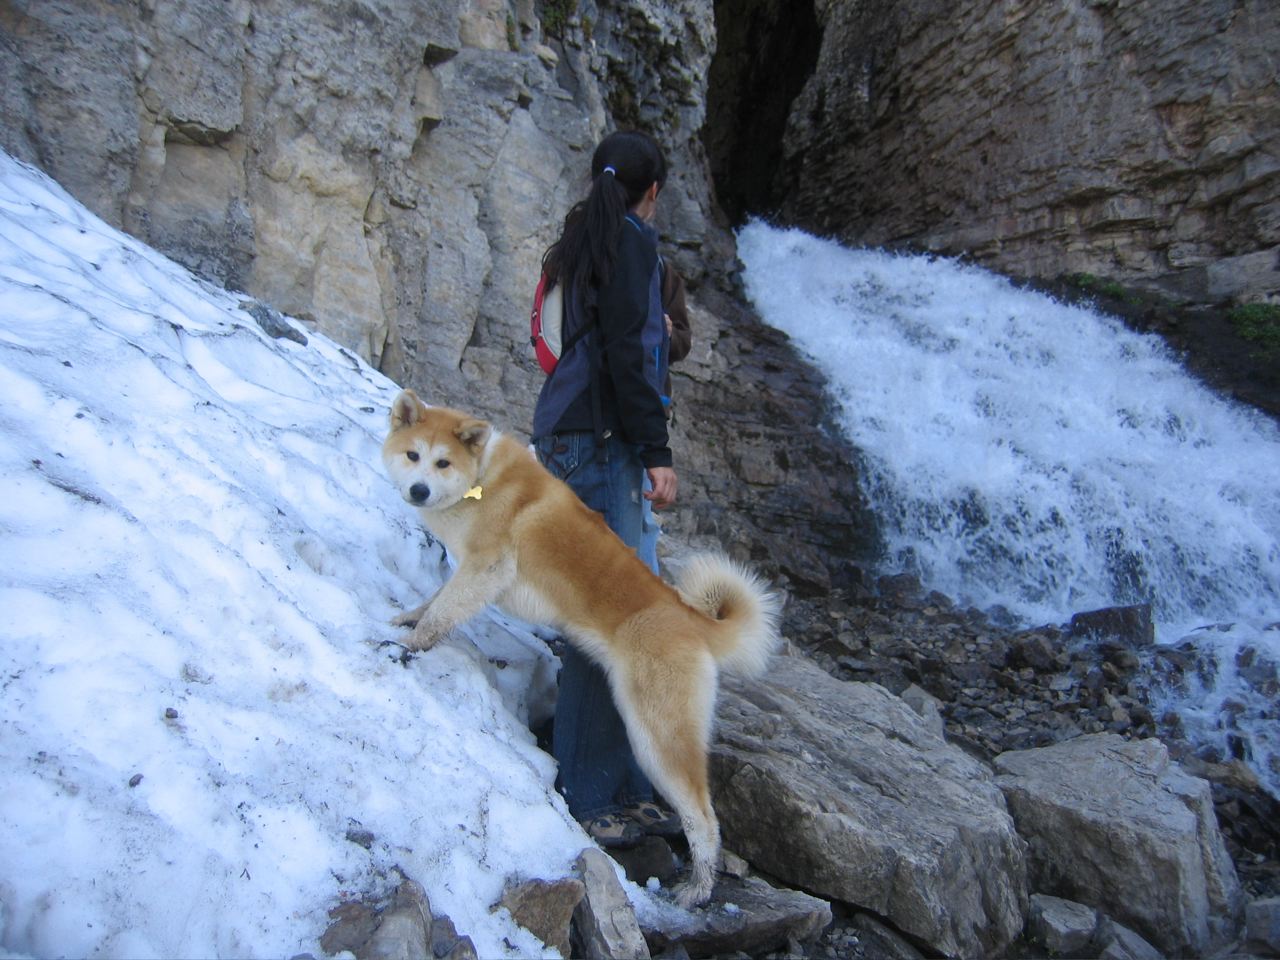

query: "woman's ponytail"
left=544, top=130, right=668, bottom=297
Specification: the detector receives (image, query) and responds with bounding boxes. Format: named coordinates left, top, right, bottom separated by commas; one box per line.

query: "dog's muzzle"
left=409, top=483, right=430, bottom=505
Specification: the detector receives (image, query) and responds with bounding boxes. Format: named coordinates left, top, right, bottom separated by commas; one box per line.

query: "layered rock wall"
left=774, top=0, right=1280, bottom=303
left=0, top=0, right=878, bottom=591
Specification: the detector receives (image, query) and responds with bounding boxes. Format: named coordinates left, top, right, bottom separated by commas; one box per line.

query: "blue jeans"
left=535, top=430, right=655, bottom=819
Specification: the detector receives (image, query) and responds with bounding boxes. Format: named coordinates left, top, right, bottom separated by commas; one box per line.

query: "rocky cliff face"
left=0, top=0, right=877, bottom=593
left=5, top=0, right=1275, bottom=591
left=723, top=0, right=1280, bottom=304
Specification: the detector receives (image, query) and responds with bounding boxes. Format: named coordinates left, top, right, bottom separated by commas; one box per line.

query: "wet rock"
left=711, top=652, right=1027, bottom=957
left=876, top=573, right=923, bottom=606
left=1007, top=632, right=1059, bottom=672
left=1069, top=604, right=1155, bottom=648
left=995, top=734, right=1243, bottom=956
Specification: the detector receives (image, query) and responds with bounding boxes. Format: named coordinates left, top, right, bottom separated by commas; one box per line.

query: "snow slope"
left=0, top=151, right=591, bottom=959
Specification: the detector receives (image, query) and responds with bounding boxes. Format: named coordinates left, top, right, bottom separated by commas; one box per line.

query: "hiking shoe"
left=623, top=802, right=683, bottom=838
left=581, top=814, right=643, bottom=849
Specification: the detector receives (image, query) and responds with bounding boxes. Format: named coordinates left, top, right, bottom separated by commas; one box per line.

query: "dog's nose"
left=409, top=483, right=430, bottom=504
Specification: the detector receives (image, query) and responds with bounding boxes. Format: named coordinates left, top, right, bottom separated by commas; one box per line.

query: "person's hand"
left=645, top=466, right=677, bottom=510
left=664, top=312, right=673, bottom=336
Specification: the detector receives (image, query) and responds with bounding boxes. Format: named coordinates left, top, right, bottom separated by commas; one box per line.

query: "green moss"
left=1228, top=303, right=1280, bottom=356
left=542, top=0, right=576, bottom=38
left=1066, top=272, right=1140, bottom=304
left=506, top=13, right=518, bottom=51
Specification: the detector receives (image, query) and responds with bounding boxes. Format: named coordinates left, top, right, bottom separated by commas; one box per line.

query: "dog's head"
left=382, top=389, right=493, bottom=512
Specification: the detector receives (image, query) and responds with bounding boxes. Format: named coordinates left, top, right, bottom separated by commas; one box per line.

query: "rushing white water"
left=738, top=220, right=1280, bottom=794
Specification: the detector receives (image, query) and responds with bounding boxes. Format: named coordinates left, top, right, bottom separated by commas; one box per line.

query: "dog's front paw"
left=403, top=621, right=446, bottom=652
left=672, top=879, right=714, bottom=910
left=391, top=610, right=419, bottom=628
left=390, top=603, right=428, bottom=628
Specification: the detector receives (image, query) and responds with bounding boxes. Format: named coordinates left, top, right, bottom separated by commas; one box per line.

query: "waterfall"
left=738, top=221, right=1280, bottom=795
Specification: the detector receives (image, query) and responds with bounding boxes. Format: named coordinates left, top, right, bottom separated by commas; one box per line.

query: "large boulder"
left=994, top=733, right=1243, bottom=956
left=709, top=651, right=1027, bottom=957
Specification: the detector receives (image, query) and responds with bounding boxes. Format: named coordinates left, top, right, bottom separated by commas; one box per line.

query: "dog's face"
left=382, top=390, right=492, bottom=512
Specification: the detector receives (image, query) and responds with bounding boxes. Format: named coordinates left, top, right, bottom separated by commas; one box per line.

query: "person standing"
left=531, top=129, right=682, bottom=846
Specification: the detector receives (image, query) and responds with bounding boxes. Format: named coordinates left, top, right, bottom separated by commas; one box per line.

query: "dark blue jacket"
left=532, top=215, right=671, bottom=468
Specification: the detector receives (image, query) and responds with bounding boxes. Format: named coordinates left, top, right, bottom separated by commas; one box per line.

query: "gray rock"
left=441, top=935, right=478, bottom=960
left=641, top=875, right=831, bottom=957
left=1093, top=915, right=1164, bottom=960
left=361, top=880, right=432, bottom=960
left=1246, top=896, right=1280, bottom=954
left=1026, top=894, right=1099, bottom=956
left=899, top=683, right=946, bottom=738
left=995, top=734, right=1243, bottom=955
left=429, top=912, right=477, bottom=960
left=496, top=876, right=585, bottom=959
left=574, top=847, right=651, bottom=960
left=847, top=913, right=925, bottom=960
left=710, top=652, right=1027, bottom=957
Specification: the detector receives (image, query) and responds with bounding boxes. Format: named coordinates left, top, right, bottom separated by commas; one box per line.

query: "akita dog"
left=381, top=389, right=781, bottom=907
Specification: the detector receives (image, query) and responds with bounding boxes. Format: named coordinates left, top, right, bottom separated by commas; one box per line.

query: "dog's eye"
left=406, top=451, right=419, bottom=462
left=435, top=459, right=451, bottom=469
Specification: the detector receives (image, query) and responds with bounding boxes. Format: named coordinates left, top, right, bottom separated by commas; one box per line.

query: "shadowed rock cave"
left=702, top=0, right=822, bottom=226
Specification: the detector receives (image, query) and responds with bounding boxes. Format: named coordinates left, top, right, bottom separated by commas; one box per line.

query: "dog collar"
left=463, top=486, right=483, bottom=500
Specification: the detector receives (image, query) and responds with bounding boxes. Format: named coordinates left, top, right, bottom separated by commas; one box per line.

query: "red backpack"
left=529, top=273, right=566, bottom=374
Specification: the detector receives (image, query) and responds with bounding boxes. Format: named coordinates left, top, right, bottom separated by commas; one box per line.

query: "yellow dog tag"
left=464, top=486, right=484, bottom=500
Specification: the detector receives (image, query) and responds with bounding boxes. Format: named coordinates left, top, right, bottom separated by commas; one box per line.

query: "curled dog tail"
left=675, top=553, right=783, bottom=677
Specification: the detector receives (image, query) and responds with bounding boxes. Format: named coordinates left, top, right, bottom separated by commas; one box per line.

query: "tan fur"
left=381, top=389, right=781, bottom=907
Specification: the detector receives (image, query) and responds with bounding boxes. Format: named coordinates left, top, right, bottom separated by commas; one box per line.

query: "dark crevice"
left=702, top=0, right=822, bottom=226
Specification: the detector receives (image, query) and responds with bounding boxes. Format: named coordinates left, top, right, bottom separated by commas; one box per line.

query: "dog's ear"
left=455, top=418, right=492, bottom=451
left=390, top=390, right=426, bottom=431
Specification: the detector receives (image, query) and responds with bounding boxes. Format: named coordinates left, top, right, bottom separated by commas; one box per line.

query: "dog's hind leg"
left=613, top=650, right=722, bottom=908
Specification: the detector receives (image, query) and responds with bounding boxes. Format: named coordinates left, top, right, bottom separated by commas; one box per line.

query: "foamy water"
left=738, top=221, right=1280, bottom=794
